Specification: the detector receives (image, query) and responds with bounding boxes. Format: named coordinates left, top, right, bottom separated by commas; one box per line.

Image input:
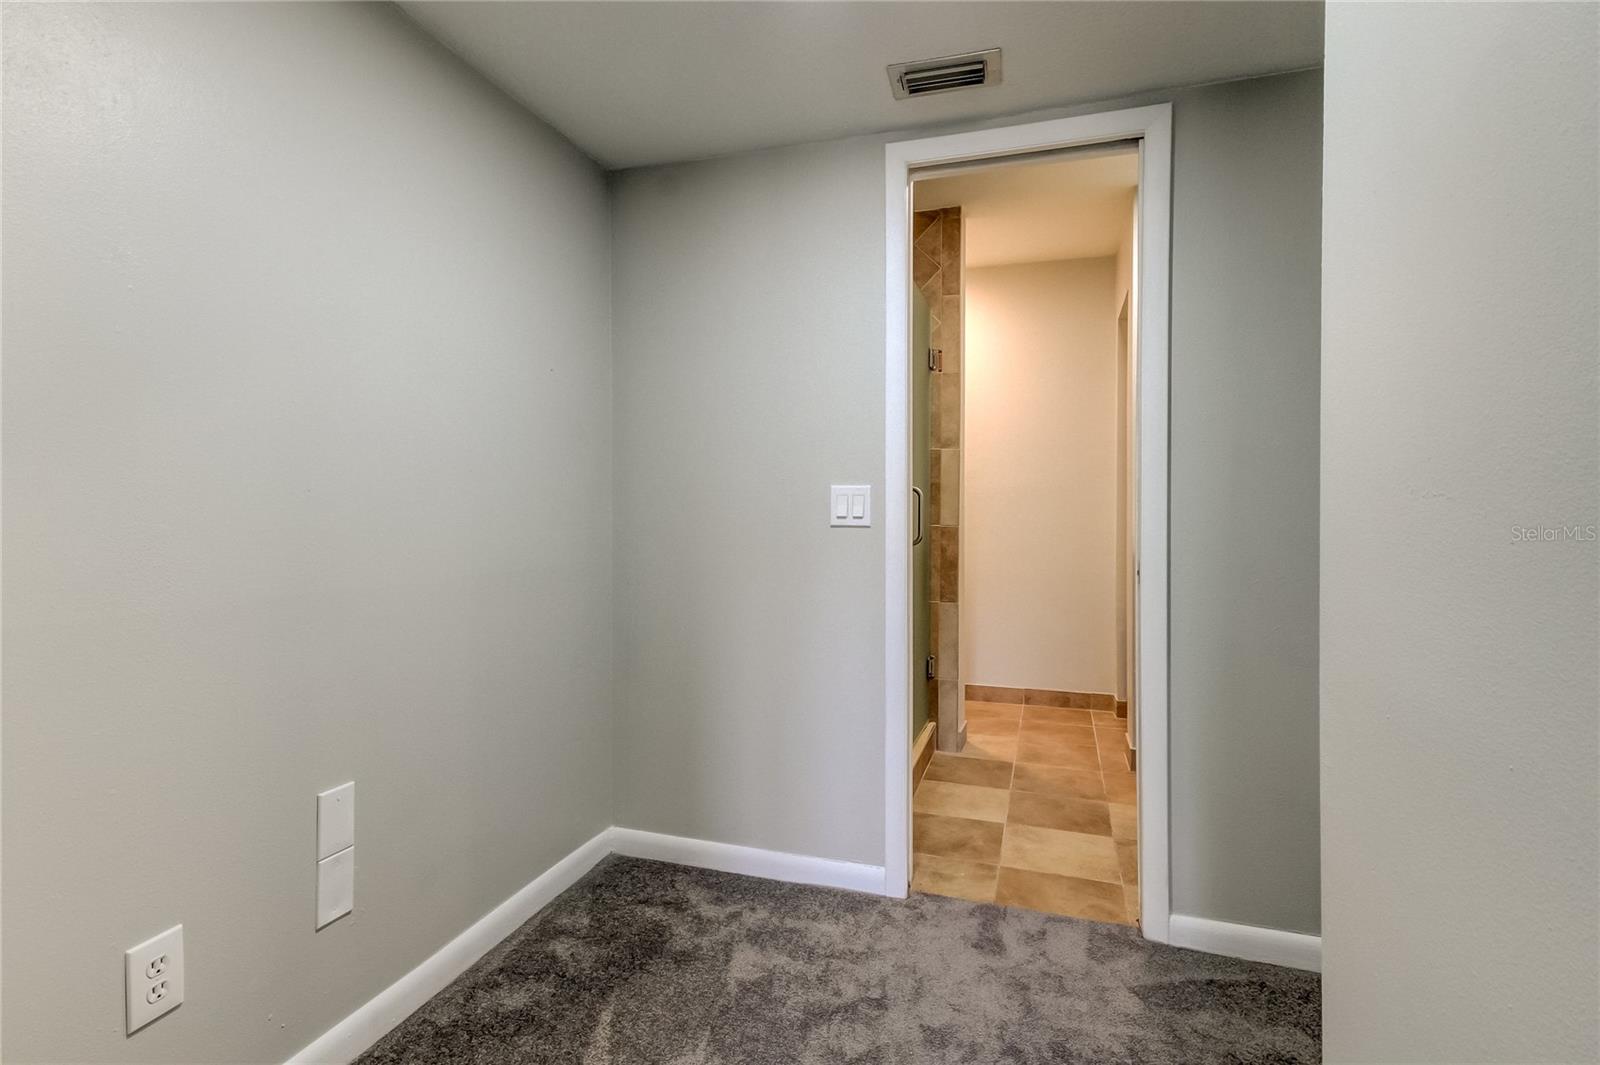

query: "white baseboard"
left=609, top=827, right=887, bottom=895
left=285, top=828, right=615, bottom=1065
left=1167, top=914, right=1321, bottom=973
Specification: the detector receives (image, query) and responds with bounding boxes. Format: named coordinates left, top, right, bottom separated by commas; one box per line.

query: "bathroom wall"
left=913, top=206, right=964, bottom=749
left=963, top=257, right=1121, bottom=694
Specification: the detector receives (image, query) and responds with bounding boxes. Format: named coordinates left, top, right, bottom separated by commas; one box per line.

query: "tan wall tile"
left=966, top=684, right=1025, bottom=702
left=933, top=525, right=958, bottom=603
left=941, top=209, right=962, bottom=294
left=920, top=206, right=962, bottom=760
left=937, top=679, right=962, bottom=750
left=935, top=372, right=960, bottom=447
left=937, top=602, right=958, bottom=677
left=939, top=294, right=962, bottom=372
left=938, top=448, right=960, bottom=525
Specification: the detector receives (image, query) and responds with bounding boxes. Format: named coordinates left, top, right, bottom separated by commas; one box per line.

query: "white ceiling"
left=399, top=2, right=1323, bottom=170
left=915, top=147, right=1137, bottom=267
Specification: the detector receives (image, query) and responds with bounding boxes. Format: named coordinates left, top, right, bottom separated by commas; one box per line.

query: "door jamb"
left=882, top=104, right=1172, bottom=943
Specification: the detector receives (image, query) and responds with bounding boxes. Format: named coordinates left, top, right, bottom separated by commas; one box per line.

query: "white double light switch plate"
left=830, top=485, right=871, bottom=527
left=316, top=782, right=355, bottom=929
left=125, top=924, right=184, bottom=1034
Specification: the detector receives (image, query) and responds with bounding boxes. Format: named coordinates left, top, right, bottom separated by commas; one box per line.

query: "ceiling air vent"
left=888, top=49, right=1002, bottom=100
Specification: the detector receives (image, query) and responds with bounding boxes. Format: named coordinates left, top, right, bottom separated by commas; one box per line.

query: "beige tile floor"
left=911, top=698, right=1139, bottom=926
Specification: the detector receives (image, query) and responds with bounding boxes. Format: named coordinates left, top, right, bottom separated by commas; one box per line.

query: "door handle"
left=911, top=486, right=925, bottom=546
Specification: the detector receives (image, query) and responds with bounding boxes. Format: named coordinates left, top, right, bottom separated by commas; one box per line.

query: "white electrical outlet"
left=125, top=924, right=184, bottom=1034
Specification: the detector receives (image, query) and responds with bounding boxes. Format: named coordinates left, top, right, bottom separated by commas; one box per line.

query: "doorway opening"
left=883, top=106, right=1171, bottom=940
left=909, top=143, right=1140, bottom=923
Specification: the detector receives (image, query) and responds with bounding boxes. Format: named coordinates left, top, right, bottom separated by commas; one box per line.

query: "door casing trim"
left=882, top=104, right=1173, bottom=942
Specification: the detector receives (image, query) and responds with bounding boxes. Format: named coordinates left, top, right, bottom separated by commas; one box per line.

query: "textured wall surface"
left=964, top=258, right=1120, bottom=695
left=1321, top=3, right=1599, bottom=1061
left=610, top=138, right=888, bottom=865
left=1165, top=69, right=1324, bottom=936
left=1, top=5, right=614, bottom=1061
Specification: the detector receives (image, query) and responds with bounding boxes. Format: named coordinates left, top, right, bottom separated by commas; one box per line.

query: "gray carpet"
left=357, top=856, right=1319, bottom=1064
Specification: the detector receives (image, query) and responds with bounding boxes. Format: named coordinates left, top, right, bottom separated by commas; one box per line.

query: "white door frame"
left=882, top=104, right=1173, bottom=943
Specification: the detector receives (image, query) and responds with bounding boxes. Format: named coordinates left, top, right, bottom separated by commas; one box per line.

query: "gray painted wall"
left=1321, top=3, right=1599, bottom=1061
left=1, top=5, right=614, bottom=1062
left=611, top=69, right=1324, bottom=932
left=1168, top=72, right=1323, bottom=935
left=610, top=142, right=890, bottom=865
